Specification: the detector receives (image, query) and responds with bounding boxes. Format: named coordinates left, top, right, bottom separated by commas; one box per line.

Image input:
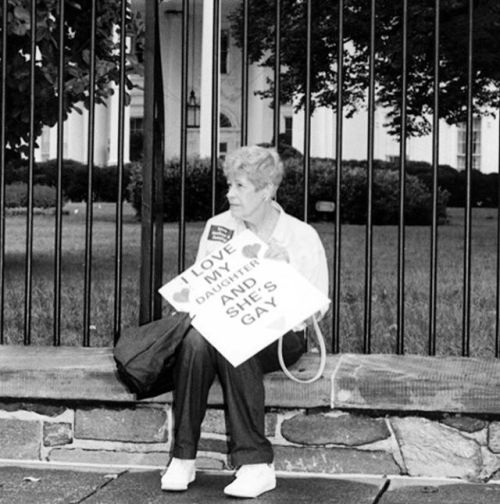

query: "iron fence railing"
left=0, top=0, right=130, bottom=346
left=0, top=0, right=498, bottom=358
left=0, top=0, right=6, bottom=347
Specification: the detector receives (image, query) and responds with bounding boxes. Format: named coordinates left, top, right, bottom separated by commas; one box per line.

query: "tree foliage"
left=229, top=0, right=500, bottom=137
left=0, top=0, right=139, bottom=158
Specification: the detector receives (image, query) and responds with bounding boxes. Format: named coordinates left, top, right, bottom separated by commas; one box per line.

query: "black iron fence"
left=0, top=0, right=499, bottom=358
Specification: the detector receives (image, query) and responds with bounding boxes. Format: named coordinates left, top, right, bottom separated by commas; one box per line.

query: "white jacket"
left=196, top=203, right=329, bottom=306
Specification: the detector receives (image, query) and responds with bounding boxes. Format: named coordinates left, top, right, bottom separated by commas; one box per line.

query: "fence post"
left=140, top=0, right=164, bottom=324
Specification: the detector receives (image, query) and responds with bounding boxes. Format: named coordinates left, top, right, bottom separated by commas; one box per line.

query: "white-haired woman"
left=162, top=145, right=328, bottom=498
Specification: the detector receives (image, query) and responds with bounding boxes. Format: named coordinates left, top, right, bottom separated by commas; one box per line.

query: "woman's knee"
left=180, top=327, right=211, bottom=358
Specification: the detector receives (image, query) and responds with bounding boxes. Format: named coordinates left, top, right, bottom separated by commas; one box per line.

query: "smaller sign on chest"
left=208, top=225, right=234, bottom=243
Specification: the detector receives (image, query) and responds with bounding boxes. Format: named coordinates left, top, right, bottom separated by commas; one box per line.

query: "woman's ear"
left=264, top=183, right=275, bottom=201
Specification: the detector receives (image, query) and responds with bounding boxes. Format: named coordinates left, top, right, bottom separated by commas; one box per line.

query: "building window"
left=219, top=142, right=228, bottom=158
left=127, top=34, right=144, bottom=64
left=457, top=118, right=481, bottom=171
left=221, top=30, right=229, bottom=74
left=134, top=35, right=144, bottom=64
left=283, top=116, right=293, bottom=145
left=220, top=113, right=232, bottom=128
left=130, top=117, right=144, bottom=161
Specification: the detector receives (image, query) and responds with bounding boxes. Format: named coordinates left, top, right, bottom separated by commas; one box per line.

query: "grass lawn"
left=2, top=203, right=499, bottom=357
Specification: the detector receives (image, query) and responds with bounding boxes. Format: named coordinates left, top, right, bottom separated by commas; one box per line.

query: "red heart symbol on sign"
left=173, top=287, right=190, bottom=303
left=242, top=243, right=261, bottom=258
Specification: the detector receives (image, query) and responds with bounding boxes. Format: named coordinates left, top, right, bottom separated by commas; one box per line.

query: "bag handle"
left=278, top=315, right=326, bottom=384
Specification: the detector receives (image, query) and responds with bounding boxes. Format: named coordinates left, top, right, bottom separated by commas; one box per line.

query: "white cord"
left=278, top=315, right=326, bottom=384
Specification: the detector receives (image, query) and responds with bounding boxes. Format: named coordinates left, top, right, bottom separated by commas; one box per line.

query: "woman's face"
left=226, top=172, right=269, bottom=222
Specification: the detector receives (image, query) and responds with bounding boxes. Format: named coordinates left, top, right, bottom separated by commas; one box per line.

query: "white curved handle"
left=278, top=315, right=326, bottom=384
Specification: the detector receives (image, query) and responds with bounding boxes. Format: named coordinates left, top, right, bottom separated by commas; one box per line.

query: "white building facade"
left=36, top=0, right=500, bottom=174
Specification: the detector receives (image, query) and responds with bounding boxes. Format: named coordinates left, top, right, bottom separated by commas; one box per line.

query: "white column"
left=93, top=103, right=109, bottom=166
left=199, top=0, right=216, bottom=157
left=160, top=2, right=182, bottom=159
left=480, top=117, right=498, bottom=173
left=64, top=108, right=88, bottom=163
left=247, top=62, right=273, bottom=146
left=105, top=23, right=131, bottom=166
left=292, top=109, right=304, bottom=155
left=107, top=87, right=119, bottom=165
left=105, top=83, right=131, bottom=166
left=310, top=107, right=335, bottom=158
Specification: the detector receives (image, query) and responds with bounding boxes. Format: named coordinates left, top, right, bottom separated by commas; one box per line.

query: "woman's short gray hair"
left=223, top=145, right=284, bottom=193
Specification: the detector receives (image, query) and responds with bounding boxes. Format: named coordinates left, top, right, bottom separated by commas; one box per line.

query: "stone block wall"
left=1, top=401, right=500, bottom=482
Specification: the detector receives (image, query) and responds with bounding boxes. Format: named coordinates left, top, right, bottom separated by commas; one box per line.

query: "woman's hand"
left=264, top=239, right=290, bottom=262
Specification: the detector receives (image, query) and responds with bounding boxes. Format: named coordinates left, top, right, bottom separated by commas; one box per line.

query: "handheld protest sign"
left=159, top=230, right=330, bottom=367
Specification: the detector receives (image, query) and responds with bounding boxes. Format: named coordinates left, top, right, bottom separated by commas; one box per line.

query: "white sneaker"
left=223, top=463, right=276, bottom=498
left=161, top=457, right=196, bottom=491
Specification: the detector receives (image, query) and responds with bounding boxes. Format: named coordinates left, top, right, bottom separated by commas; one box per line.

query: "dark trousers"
left=172, top=327, right=305, bottom=467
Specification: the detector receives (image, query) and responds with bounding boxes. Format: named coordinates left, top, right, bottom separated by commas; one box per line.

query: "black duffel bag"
left=113, top=311, right=192, bottom=399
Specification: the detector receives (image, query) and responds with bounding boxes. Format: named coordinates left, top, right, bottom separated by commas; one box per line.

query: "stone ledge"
left=333, top=353, right=500, bottom=414
left=0, top=346, right=335, bottom=408
left=1, top=346, right=500, bottom=413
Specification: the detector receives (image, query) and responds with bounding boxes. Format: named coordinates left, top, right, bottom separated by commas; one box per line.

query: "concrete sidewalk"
left=1, top=466, right=500, bottom=504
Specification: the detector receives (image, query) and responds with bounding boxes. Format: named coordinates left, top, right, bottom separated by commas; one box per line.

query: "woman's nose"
left=227, top=185, right=235, bottom=198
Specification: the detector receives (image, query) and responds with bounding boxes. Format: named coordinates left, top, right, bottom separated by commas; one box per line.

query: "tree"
left=229, top=0, right=500, bottom=137
left=1, top=0, right=139, bottom=159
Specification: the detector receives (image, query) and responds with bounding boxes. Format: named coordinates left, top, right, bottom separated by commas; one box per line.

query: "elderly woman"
left=161, top=145, right=328, bottom=498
